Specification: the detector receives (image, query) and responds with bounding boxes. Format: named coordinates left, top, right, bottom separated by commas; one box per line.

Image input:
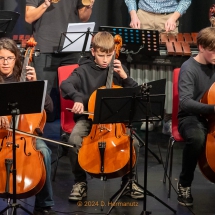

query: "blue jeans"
left=178, top=115, right=207, bottom=187
left=35, top=139, right=54, bottom=208
left=67, top=119, right=140, bottom=183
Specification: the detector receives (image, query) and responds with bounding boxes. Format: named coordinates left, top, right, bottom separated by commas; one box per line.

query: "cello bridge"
left=6, top=141, right=13, bottom=147
left=98, top=124, right=111, bottom=132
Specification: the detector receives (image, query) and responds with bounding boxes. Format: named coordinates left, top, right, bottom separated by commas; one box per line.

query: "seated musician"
left=0, top=38, right=57, bottom=215
left=177, top=27, right=215, bottom=206
left=60, top=31, right=143, bottom=201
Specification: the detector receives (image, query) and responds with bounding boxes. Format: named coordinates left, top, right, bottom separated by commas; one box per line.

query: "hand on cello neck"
left=113, top=59, right=127, bottom=79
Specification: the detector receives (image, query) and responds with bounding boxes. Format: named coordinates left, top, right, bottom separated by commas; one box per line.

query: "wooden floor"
left=0, top=119, right=215, bottom=215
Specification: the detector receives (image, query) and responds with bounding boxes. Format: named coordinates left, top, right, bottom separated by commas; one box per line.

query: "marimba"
left=126, top=32, right=198, bottom=67
left=160, top=32, right=198, bottom=56
left=12, top=34, right=32, bottom=49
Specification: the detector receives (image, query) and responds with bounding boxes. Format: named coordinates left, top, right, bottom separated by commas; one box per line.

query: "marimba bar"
left=160, top=33, right=198, bottom=56
left=13, top=34, right=32, bottom=48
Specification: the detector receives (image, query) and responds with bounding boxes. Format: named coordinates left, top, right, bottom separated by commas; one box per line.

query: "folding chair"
left=163, top=68, right=185, bottom=198
left=52, top=64, right=79, bottom=181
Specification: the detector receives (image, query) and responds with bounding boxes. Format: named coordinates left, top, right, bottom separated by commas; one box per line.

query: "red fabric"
left=58, top=64, right=79, bottom=133
left=172, top=68, right=184, bottom=141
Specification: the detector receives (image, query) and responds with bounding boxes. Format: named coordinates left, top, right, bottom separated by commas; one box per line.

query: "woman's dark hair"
left=0, top=37, right=22, bottom=81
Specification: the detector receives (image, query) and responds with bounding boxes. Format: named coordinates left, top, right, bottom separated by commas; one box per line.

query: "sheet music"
left=62, top=22, right=95, bottom=52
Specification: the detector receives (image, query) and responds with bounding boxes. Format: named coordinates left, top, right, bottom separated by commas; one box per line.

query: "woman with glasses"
left=0, top=37, right=57, bottom=215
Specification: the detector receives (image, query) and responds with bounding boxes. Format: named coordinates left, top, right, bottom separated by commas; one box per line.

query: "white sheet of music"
left=62, top=22, right=95, bottom=52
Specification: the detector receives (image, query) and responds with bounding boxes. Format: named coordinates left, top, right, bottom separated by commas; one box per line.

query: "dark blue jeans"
left=67, top=119, right=139, bottom=183
left=178, top=115, right=207, bottom=187
left=35, top=139, right=54, bottom=208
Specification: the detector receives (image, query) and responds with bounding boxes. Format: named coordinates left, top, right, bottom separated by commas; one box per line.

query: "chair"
left=52, top=64, right=79, bottom=181
left=163, top=68, right=185, bottom=198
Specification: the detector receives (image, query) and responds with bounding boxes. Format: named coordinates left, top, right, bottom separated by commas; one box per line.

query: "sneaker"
left=68, top=182, right=87, bottom=201
left=140, top=122, right=154, bottom=131
left=122, top=182, right=144, bottom=199
left=177, top=183, right=193, bottom=206
left=33, top=207, right=57, bottom=215
left=140, top=118, right=161, bottom=131
left=162, top=120, right=172, bottom=136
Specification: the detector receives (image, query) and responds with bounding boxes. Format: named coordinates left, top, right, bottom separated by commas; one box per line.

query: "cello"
left=197, top=5, right=215, bottom=183
left=78, top=35, right=136, bottom=180
left=0, top=37, right=46, bottom=199
left=198, top=83, right=215, bottom=183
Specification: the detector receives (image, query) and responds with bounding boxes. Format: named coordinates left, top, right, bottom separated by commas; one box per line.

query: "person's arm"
left=113, top=60, right=138, bottom=88
left=129, top=10, right=141, bottom=29
left=165, top=11, right=181, bottom=32
left=165, top=0, right=191, bottom=32
left=179, top=67, right=214, bottom=115
left=44, top=94, right=54, bottom=113
left=25, top=0, right=51, bottom=24
left=113, top=59, right=128, bottom=79
left=60, top=70, right=85, bottom=114
left=0, top=116, right=10, bottom=129
left=78, top=0, right=95, bottom=22
left=124, top=0, right=140, bottom=29
left=60, top=70, right=83, bottom=103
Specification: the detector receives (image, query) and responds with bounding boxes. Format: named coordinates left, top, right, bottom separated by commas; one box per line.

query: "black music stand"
left=57, top=23, right=96, bottom=58
left=0, top=11, right=20, bottom=37
left=92, top=80, right=176, bottom=215
left=0, top=81, right=47, bottom=215
left=99, top=26, right=160, bottom=68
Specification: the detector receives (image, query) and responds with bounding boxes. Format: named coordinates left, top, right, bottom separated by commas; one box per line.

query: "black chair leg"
left=163, top=137, right=174, bottom=183
left=52, top=144, right=61, bottom=181
left=168, top=140, right=174, bottom=198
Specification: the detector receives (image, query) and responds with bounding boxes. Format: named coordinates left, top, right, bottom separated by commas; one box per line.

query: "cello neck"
left=105, top=52, right=115, bottom=89
left=20, top=49, right=31, bottom=82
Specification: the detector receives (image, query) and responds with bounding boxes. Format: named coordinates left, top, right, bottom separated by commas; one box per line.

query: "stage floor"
left=0, top=119, right=214, bottom=215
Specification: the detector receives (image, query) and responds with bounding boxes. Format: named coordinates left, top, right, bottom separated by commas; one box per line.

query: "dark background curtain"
left=1, top=0, right=215, bottom=37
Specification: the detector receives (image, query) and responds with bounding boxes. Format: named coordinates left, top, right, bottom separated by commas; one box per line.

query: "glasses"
left=0, top=56, right=16, bottom=64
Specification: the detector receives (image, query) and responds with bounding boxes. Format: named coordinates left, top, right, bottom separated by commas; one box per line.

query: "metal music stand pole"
left=139, top=84, right=176, bottom=215
left=80, top=27, right=92, bottom=58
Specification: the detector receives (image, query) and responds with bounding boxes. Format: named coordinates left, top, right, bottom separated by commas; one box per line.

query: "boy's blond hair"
left=92, top=31, right=115, bottom=53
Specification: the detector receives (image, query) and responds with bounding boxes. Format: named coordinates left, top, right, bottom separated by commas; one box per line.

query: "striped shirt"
left=124, top=0, right=191, bottom=15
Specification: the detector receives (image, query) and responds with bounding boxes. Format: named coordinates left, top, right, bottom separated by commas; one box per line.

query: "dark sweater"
left=60, top=56, right=138, bottom=121
left=3, top=74, right=53, bottom=113
left=178, top=57, right=215, bottom=120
